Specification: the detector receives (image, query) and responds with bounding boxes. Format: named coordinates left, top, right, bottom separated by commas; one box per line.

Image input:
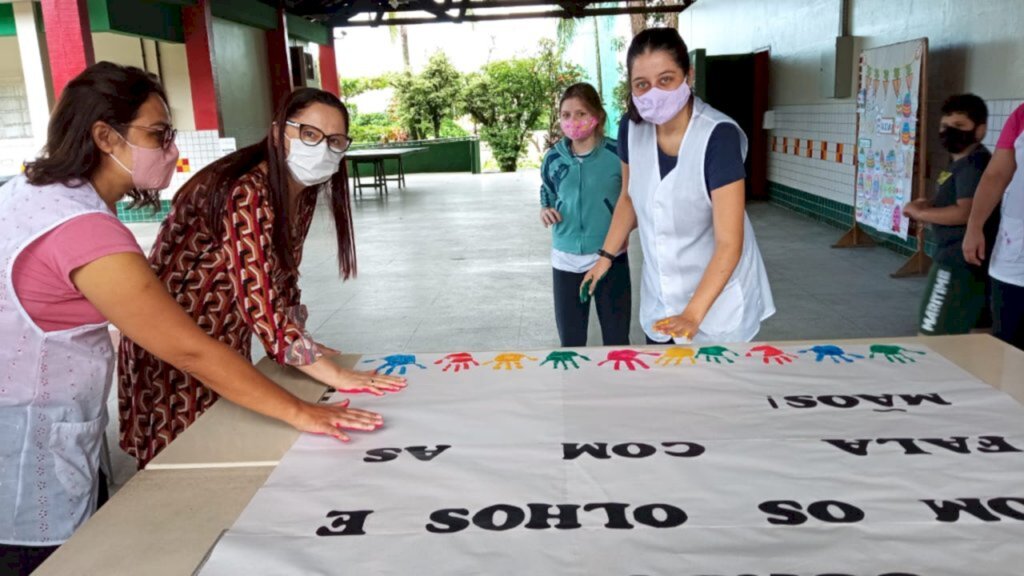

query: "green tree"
left=462, top=57, right=548, bottom=172
left=393, top=51, right=463, bottom=139
left=339, top=74, right=394, bottom=99
left=535, top=39, right=585, bottom=150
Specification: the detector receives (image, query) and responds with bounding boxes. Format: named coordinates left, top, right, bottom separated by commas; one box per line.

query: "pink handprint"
left=597, top=349, right=661, bottom=371
left=434, top=352, right=479, bottom=373
left=746, top=345, right=798, bottom=365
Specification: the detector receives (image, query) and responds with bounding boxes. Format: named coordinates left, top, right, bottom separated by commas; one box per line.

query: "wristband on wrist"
left=597, top=249, right=615, bottom=262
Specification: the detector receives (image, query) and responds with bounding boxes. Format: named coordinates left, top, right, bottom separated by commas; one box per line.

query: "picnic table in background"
left=346, top=147, right=427, bottom=198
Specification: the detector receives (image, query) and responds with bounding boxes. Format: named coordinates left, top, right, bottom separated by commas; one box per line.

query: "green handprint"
left=869, top=344, right=926, bottom=364
left=541, top=350, right=591, bottom=370
left=696, top=346, right=739, bottom=364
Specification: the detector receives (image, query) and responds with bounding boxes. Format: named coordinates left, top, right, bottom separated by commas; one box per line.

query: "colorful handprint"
left=655, top=347, right=697, bottom=367
left=746, top=345, right=798, bottom=365
left=869, top=344, right=925, bottom=364
left=483, top=352, right=538, bottom=370
left=696, top=346, right=740, bottom=364
left=364, top=354, right=426, bottom=375
left=598, top=349, right=660, bottom=371
left=541, top=350, right=590, bottom=370
left=434, top=352, right=479, bottom=373
left=799, top=345, right=865, bottom=364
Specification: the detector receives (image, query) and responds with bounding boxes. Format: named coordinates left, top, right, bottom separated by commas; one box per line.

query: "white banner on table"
left=199, top=343, right=1024, bottom=575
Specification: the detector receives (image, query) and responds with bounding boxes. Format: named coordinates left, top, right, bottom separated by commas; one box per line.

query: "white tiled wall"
left=982, top=99, right=1024, bottom=150
left=768, top=98, right=1024, bottom=205
left=767, top=102, right=858, bottom=205
left=164, top=130, right=237, bottom=200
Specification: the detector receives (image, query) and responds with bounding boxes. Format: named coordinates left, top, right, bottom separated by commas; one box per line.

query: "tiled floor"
left=293, top=170, right=926, bottom=353
left=109, top=170, right=928, bottom=486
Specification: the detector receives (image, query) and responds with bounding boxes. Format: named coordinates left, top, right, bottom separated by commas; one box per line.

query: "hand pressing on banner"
left=541, top=350, right=590, bottom=370
left=653, top=311, right=701, bottom=341
left=695, top=346, right=739, bottom=364
left=434, top=352, right=480, bottom=373
left=483, top=352, right=539, bottom=370
left=328, top=368, right=407, bottom=396
left=293, top=398, right=383, bottom=442
left=746, top=345, right=798, bottom=365
left=598, top=349, right=660, bottom=371
left=654, top=347, right=697, bottom=367
left=869, top=344, right=926, bottom=364
left=364, top=354, right=427, bottom=375
left=799, top=344, right=865, bottom=364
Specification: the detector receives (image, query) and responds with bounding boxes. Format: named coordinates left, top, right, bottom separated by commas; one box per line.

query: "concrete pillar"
left=182, top=0, right=220, bottom=131
left=39, top=0, right=94, bottom=99
left=266, top=7, right=292, bottom=112
left=319, top=43, right=338, bottom=97
left=12, top=1, right=51, bottom=145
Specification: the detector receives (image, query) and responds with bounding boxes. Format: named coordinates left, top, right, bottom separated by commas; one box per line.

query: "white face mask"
left=286, top=138, right=344, bottom=187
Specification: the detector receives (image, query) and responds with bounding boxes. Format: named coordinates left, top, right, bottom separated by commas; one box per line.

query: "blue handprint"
left=364, top=354, right=426, bottom=375
left=798, top=345, right=865, bottom=364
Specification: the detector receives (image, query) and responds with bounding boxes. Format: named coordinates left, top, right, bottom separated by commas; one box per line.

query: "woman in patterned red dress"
left=117, top=88, right=406, bottom=467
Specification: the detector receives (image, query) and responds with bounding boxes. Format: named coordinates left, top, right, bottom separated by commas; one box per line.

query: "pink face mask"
left=631, top=81, right=691, bottom=125
left=109, top=134, right=180, bottom=191
left=560, top=116, right=599, bottom=140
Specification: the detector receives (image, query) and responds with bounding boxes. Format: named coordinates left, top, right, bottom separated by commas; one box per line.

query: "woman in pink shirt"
left=0, top=63, right=382, bottom=574
left=964, top=102, right=1024, bottom=349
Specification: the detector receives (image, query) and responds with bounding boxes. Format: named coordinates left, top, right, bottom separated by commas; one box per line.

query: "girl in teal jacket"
left=539, top=83, right=631, bottom=347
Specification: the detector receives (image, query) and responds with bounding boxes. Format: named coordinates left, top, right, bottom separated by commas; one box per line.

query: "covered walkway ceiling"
left=278, top=0, right=697, bottom=28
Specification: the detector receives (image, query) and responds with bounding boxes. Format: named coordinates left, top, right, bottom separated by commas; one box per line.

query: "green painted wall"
left=1, top=1, right=330, bottom=44
left=350, top=138, right=483, bottom=179
left=0, top=5, right=15, bottom=37
left=767, top=181, right=920, bottom=256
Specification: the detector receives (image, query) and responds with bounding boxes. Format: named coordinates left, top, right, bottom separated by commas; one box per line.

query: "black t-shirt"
left=931, top=145, right=993, bottom=266
left=616, top=115, right=746, bottom=195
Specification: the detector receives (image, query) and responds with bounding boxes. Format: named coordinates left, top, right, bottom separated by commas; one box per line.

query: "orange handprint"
left=483, top=352, right=538, bottom=370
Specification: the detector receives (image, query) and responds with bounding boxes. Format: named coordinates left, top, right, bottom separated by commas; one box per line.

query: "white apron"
left=628, top=97, right=775, bottom=343
left=0, top=175, right=115, bottom=545
left=990, top=129, right=1024, bottom=287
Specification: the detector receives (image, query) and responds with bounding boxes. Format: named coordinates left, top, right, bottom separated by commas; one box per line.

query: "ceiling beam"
left=328, top=0, right=695, bottom=27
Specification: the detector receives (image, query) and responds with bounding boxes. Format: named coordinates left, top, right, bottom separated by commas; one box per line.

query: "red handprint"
left=434, top=352, right=479, bottom=373
left=746, top=345, right=798, bottom=365
left=597, top=349, right=661, bottom=371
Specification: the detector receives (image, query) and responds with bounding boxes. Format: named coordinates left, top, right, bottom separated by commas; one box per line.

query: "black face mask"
left=939, top=127, right=977, bottom=154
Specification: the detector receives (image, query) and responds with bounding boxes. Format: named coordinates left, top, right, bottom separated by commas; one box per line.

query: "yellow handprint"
left=483, top=352, right=538, bottom=370
left=655, top=346, right=697, bottom=367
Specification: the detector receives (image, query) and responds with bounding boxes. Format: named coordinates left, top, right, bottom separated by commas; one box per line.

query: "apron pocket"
left=49, top=416, right=105, bottom=500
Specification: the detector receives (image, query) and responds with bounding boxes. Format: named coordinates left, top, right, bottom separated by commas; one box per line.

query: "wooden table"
left=143, top=355, right=357, bottom=470
left=33, top=335, right=1024, bottom=575
left=346, top=147, right=426, bottom=198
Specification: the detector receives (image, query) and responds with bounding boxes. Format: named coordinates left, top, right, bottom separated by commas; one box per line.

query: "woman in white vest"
left=0, top=63, right=383, bottom=573
left=582, top=28, right=775, bottom=344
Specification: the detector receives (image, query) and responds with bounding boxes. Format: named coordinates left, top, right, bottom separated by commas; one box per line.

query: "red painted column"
left=319, top=43, right=339, bottom=97
left=266, top=8, right=293, bottom=112
left=39, top=0, right=95, bottom=99
left=182, top=0, right=220, bottom=131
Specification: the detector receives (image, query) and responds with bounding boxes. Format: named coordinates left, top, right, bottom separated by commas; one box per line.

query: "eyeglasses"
left=285, top=120, right=352, bottom=154
left=120, top=123, right=177, bottom=150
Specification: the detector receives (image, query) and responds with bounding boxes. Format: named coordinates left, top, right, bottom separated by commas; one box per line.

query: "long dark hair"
left=189, top=88, right=355, bottom=279
left=24, top=61, right=168, bottom=208
left=625, top=27, right=691, bottom=124
left=560, top=82, right=607, bottom=138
